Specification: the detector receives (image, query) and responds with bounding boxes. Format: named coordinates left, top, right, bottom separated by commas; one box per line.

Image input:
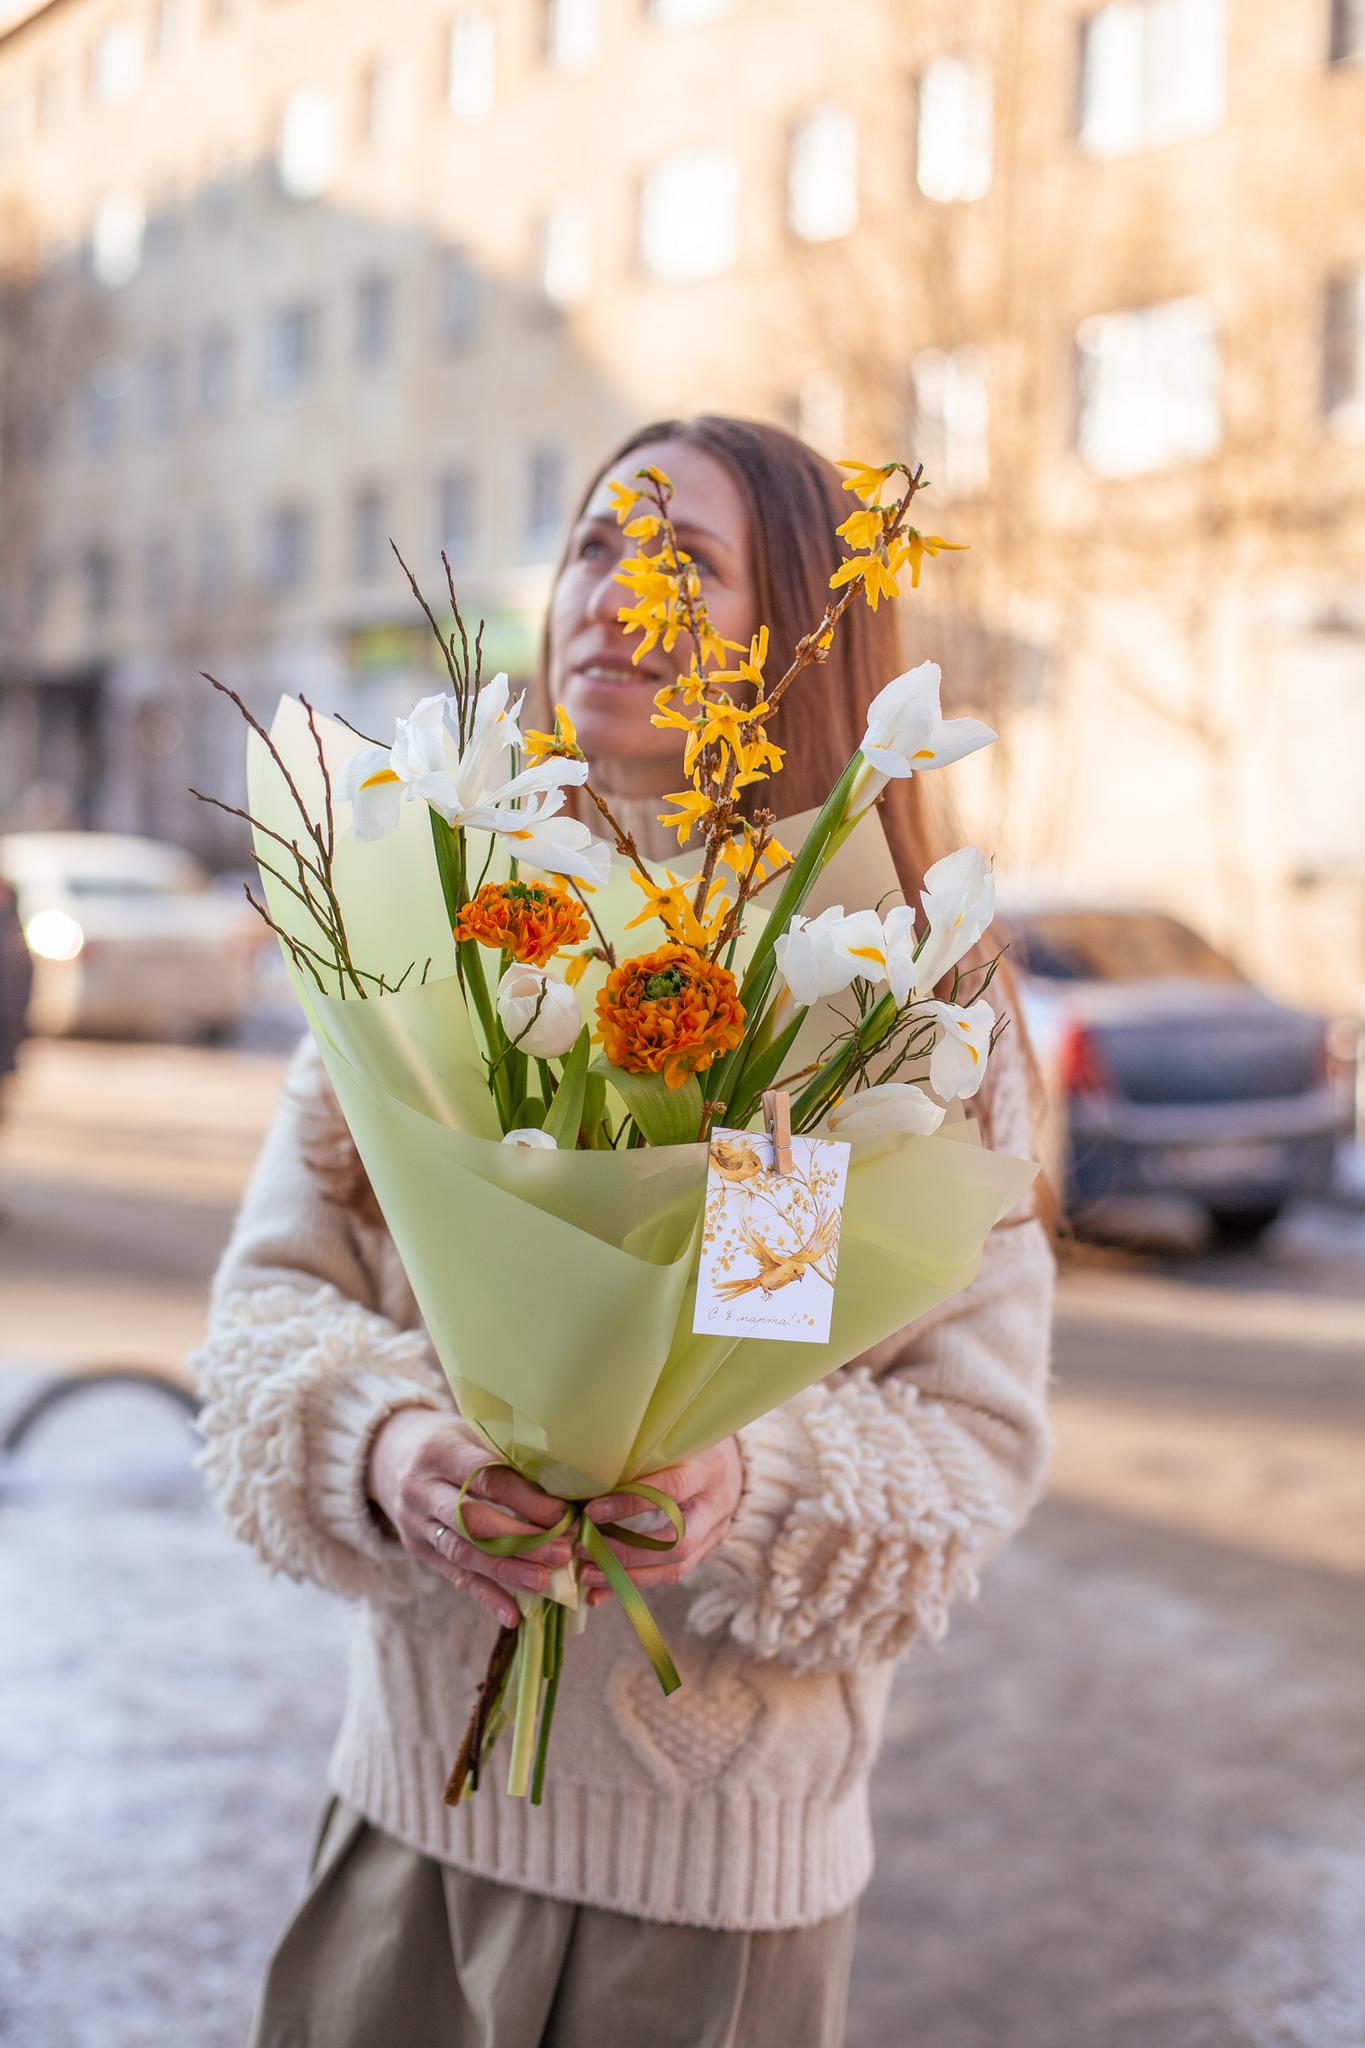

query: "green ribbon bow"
left=448, top=1464, right=685, bottom=1803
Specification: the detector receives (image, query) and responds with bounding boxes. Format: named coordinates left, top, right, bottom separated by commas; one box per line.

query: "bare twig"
left=582, top=782, right=655, bottom=885
left=568, top=880, right=617, bottom=967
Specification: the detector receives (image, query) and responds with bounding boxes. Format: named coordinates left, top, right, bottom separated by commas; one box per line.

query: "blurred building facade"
left=0, top=0, right=1362, bottom=1007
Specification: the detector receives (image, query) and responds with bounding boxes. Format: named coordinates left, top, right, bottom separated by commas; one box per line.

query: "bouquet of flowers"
left=201, top=455, right=1036, bottom=1807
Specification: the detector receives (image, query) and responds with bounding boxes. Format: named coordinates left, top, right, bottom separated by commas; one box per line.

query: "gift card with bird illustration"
left=693, top=1129, right=851, bottom=1344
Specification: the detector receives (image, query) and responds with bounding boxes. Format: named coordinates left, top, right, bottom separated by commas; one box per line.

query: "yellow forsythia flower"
left=837, top=457, right=897, bottom=503
left=892, top=529, right=969, bottom=589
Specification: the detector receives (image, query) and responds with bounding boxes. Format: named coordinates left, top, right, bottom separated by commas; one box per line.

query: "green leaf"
left=791, top=989, right=898, bottom=1129
left=590, top=1059, right=704, bottom=1147
left=509, top=1094, right=547, bottom=1130
left=580, top=1071, right=609, bottom=1148
left=705, top=750, right=863, bottom=1116
left=726, top=1007, right=808, bottom=1126
left=543, top=1029, right=591, bottom=1148
left=737, top=750, right=862, bottom=1007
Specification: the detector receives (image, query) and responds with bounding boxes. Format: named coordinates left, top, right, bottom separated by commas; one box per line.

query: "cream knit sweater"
left=191, top=1032, right=1053, bottom=1931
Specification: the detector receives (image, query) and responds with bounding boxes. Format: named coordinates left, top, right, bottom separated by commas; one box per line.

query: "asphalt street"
left=1, top=1038, right=1362, bottom=2048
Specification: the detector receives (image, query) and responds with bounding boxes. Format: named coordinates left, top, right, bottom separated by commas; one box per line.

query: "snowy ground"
left=2, top=1376, right=1362, bottom=2048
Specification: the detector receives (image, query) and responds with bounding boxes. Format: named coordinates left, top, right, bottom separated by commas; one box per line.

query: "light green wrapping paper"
left=250, top=698, right=1039, bottom=1501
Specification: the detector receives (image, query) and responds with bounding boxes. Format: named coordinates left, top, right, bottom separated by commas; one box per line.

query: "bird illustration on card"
left=693, top=1130, right=851, bottom=1344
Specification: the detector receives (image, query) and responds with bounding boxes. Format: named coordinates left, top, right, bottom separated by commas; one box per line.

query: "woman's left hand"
left=578, top=1438, right=744, bottom=1606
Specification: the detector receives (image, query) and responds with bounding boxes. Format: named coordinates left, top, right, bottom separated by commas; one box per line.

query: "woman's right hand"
left=365, top=1408, right=573, bottom=1629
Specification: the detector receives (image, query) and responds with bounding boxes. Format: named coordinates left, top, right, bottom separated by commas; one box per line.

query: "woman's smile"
left=546, top=434, right=759, bottom=794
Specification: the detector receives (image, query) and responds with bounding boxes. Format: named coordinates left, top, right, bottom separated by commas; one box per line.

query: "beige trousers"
left=249, top=1795, right=859, bottom=2048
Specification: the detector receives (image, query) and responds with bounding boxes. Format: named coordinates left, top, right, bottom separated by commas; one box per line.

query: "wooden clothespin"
left=762, top=1088, right=794, bottom=1175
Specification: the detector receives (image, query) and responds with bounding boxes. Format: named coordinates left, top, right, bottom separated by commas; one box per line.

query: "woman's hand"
left=578, top=1438, right=744, bottom=1607
left=365, top=1408, right=573, bottom=1629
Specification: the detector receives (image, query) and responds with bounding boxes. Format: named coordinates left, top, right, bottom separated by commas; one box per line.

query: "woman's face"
left=546, top=437, right=760, bottom=793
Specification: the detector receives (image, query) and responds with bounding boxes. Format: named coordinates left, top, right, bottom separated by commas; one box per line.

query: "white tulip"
left=848, top=660, right=996, bottom=816
left=773, top=904, right=889, bottom=1006
left=927, top=997, right=994, bottom=1101
left=507, top=806, right=613, bottom=889
left=338, top=671, right=594, bottom=848
left=882, top=903, right=919, bottom=1007
left=908, top=847, right=996, bottom=996
left=824, top=1081, right=945, bottom=1136
left=495, top=964, right=582, bottom=1059
left=337, top=691, right=460, bottom=842
left=501, top=1126, right=558, bottom=1150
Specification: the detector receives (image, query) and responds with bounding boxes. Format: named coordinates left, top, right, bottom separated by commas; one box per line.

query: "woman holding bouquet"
left=194, top=416, right=1053, bottom=2047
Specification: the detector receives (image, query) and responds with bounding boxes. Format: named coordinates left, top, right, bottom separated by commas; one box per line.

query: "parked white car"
left=0, top=831, right=264, bottom=1041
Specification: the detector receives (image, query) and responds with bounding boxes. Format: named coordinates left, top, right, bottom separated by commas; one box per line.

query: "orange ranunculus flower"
left=455, top=879, right=589, bottom=968
left=596, top=943, right=745, bottom=1091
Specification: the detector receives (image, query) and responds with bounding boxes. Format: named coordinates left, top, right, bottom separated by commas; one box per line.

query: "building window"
left=448, top=11, right=495, bottom=120
left=197, top=324, right=235, bottom=417
left=91, top=21, right=142, bottom=104
left=1075, top=297, right=1220, bottom=477
left=264, top=303, right=320, bottom=397
left=1330, top=0, right=1365, bottom=61
left=144, top=346, right=179, bottom=440
left=649, top=0, right=731, bottom=22
left=526, top=444, right=565, bottom=550
left=83, top=544, right=117, bottom=623
left=787, top=104, right=859, bottom=244
left=436, top=467, right=476, bottom=560
left=90, top=190, right=145, bottom=288
left=276, top=88, right=339, bottom=200
left=355, top=273, right=395, bottom=366
left=545, top=0, right=598, bottom=72
left=195, top=515, right=231, bottom=607
left=81, top=362, right=123, bottom=457
left=1323, top=270, right=1365, bottom=436
left=639, top=149, right=740, bottom=283
left=1078, top=0, right=1224, bottom=157
left=262, top=505, right=312, bottom=594
left=353, top=486, right=388, bottom=581
left=540, top=202, right=591, bottom=309
left=438, top=248, right=480, bottom=348
left=911, top=346, right=990, bottom=498
left=363, top=59, right=411, bottom=153
left=916, top=59, right=993, bottom=202
left=144, top=534, right=175, bottom=616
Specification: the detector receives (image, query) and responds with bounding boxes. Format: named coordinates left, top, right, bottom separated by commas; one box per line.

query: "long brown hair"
left=541, top=413, right=948, bottom=896
left=541, top=414, right=1045, bottom=1187
left=304, top=416, right=1045, bottom=1213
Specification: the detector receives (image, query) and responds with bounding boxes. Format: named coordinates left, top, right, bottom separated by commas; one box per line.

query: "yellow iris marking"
left=849, top=945, right=886, bottom=966
left=359, top=768, right=400, bottom=792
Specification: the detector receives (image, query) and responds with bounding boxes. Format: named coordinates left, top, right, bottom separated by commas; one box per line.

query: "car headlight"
left=24, top=909, right=85, bottom=962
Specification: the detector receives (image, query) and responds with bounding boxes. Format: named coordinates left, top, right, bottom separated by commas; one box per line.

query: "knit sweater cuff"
left=309, top=1367, right=447, bottom=1572
left=192, top=1280, right=453, bottom=1610
left=702, top=1398, right=820, bottom=1600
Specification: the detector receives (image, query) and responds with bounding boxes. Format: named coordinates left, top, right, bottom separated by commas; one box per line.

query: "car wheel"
left=1207, top=1204, right=1284, bottom=1248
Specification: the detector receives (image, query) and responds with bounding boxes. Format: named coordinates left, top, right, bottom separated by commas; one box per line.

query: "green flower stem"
left=738, top=752, right=862, bottom=1004
left=530, top=1602, right=565, bottom=1806
left=506, top=1597, right=547, bottom=1800
left=710, top=752, right=862, bottom=1121
left=790, top=989, right=899, bottom=1130
left=427, top=811, right=512, bottom=1125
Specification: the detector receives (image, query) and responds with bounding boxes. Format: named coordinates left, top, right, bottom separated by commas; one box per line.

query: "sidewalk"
left=2, top=1381, right=1362, bottom=2048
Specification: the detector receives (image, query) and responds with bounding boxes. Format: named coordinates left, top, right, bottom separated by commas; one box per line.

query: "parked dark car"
left=1007, top=901, right=1353, bottom=1244
left=0, top=872, right=32, bottom=1082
